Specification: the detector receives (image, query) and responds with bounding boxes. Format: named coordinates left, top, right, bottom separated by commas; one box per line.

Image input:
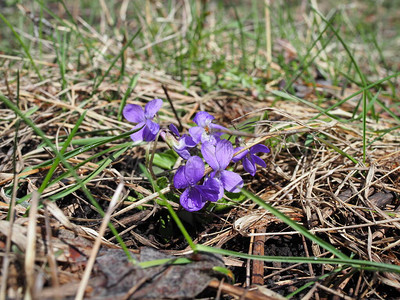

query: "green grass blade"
left=15, top=142, right=133, bottom=205
left=233, top=6, right=246, bottom=71
left=197, top=244, right=400, bottom=273
left=92, top=29, right=142, bottom=95
left=376, top=98, right=400, bottom=124
left=38, top=111, right=86, bottom=193
left=7, top=71, right=21, bottom=221
left=52, top=29, right=69, bottom=97
left=51, top=0, right=93, bottom=63
left=49, top=145, right=129, bottom=200
left=367, top=125, right=400, bottom=147
left=311, top=6, right=368, bottom=88
left=312, top=71, right=400, bottom=120
left=286, top=266, right=349, bottom=298
left=139, top=164, right=196, bottom=251
left=311, top=6, right=370, bottom=163
left=286, top=12, right=336, bottom=90
left=240, top=188, right=349, bottom=259
left=139, top=257, right=192, bottom=269
left=316, top=136, right=359, bottom=164
left=118, top=73, right=140, bottom=121
left=31, top=129, right=142, bottom=170
left=0, top=12, right=43, bottom=81
left=271, top=90, right=339, bottom=121
left=0, top=92, right=135, bottom=263
left=365, top=89, right=380, bottom=117
left=47, top=142, right=132, bottom=188
left=362, top=90, right=367, bottom=163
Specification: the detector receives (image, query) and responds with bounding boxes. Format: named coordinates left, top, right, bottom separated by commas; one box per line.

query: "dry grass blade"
left=208, top=279, right=285, bottom=300
left=1, top=1, right=399, bottom=299
left=24, top=192, right=39, bottom=300
left=74, top=181, right=124, bottom=300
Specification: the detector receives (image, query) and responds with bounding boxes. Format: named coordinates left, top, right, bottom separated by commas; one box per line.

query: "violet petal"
left=220, top=170, right=243, bottom=193
left=232, top=147, right=249, bottom=162
left=209, top=123, right=227, bottom=137
left=243, top=156, right=256, bottom=176
left=142, top=125, right=157, bottom=141
left=123, top=104, right=145, bottom=123
left=250, top=144, right=270, bottom=154
left=144, top=99, right=163, bottom=119
left=252, top=155, right=267, bottom=168
left=180, top=188, right=206, bottom=212
left=184, top=156, right=205, bottom=186
left=201, top=142, right=219, bottom=170
left=146, top=119, right=160, bottom=134
left=202, top=134, right=218, bottom=145
left=174, top=135, right=196, bottom=159
left=175, top=148, right=191, bottom=160
left=173, top=166, right=189, bottom=189
left=182, top=135, right=197, bottom=147
left=193, top=111, right=214, bottom=127
left=215, top=140, right=233, bottom=170
left=217, top=180, right=225, bottom=199
left=169, top=124, right=180, bottom=137
left=188, top=126, right=204, bottom=144
left=197, top=178, right=220, bottom=202
left=129, top=123, right=146, bottom=142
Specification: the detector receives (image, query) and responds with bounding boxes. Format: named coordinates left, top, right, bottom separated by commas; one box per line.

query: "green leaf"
left=153, top=150, right=178, bottom=169
left=156, top=176, right=170, bottom=189
left=199, top=73, right=213, bottom=89
left=209, top=192, right=246, bottom=212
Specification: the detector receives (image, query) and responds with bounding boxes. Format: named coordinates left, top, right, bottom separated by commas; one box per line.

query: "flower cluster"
left=124, top=99, right=270, bottom=212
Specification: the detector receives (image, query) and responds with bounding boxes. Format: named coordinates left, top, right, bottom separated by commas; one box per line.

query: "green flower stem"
left=140, top=164, right=197, bottom=252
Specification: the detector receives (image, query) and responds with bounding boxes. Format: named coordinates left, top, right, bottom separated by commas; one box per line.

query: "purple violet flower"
left=189, top=111, right=226, bottom=145
left=174, top=156, right=220, bottom=212
left=201, top=139, right=243, bottom=198
left=123, top=99, right=163, bottom=142
left=168, top=124, right=197, bottom=160
left=233, top=144, right=270, bottom=176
